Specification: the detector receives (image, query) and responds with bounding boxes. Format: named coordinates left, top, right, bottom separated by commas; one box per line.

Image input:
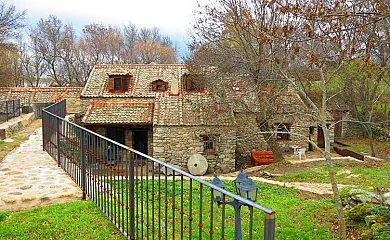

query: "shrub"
left=346, top=203, right=373, bottom=222
left=369, top=205, right=390, bottom=222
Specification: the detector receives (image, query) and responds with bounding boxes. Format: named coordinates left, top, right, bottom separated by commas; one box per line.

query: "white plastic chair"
left=297, top=148, right=306, bottom=160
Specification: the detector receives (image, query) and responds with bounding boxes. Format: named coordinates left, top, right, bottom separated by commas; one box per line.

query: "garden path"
left=201, top=174, right=350, bottom=195
left=0, top=127, right=82, bottom=212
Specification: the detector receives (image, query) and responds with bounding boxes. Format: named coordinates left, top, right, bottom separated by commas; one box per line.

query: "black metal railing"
left=0, top=99, right=21, bottom=122
left=42, top=100, right=276, bottom=240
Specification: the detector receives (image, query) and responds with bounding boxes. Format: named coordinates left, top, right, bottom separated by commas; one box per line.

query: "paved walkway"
left=0, top=127, right=82, bottom=212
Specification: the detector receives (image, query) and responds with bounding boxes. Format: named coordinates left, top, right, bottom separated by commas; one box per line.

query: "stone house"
left=80, top=64, right=320, bottom=173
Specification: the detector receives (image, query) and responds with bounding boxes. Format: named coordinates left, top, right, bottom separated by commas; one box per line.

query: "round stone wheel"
left=187, top=154, right=208, bottom=176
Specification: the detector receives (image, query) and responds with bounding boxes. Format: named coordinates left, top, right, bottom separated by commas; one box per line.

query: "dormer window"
left=108, top=74, right=130, bottom=93
left=151, top=79, right=168, bottom=92
left=232, top=85, right=241, bottom=91
left=183, top=74, right=202, bottom=92
left=229, top=82, right=244, bottom=98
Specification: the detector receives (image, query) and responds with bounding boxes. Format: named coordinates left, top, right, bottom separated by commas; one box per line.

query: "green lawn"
left=0, top=182, right=337, bottom=240
left=339, top=138, right=390, bottom=160
left=0, top=201, right=125, bottom=240
left=127, top=180, right=337, bottom=239
left=266, top=159, right=390, bottom=188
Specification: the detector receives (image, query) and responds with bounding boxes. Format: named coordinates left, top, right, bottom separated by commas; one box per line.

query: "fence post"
left=80, top=129, right=87, bottom=200
left=5, top=101, right=8, bottom=122
left=12, top=100, right=15, bottom=119
left=17, top=99, right=20, bottom=117
left=129, top=151, right=135, bottom=239
left=264, top=212, right=275, bottom=240
left=56, top=117, right=61, bottom=167
left=42, top=112, right=45, bottom=151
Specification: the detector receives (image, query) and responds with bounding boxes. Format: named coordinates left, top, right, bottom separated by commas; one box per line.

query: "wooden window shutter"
left=152, top=84, right=157, bottom=91
left=162, top=84, right=166, bottom=91
left=122, top=78, right=129, bottom=91
left=108, top=78, right=114, bottom=91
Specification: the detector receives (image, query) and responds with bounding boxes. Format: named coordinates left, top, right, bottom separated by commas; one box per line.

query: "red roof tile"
left=82, top=102, right=154, bottom=125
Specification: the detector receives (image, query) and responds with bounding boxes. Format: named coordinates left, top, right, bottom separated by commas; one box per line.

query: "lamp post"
left=211, top=170, right=260, bottom=240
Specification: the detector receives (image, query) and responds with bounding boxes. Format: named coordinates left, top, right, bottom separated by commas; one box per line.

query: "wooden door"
left=317, top=126, right=325, bottom=148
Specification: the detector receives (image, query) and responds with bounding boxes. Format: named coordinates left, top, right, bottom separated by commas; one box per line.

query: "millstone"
left=187, top=154, right=208, bottom=176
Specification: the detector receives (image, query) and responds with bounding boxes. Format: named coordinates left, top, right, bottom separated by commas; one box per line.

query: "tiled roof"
left=82, top=102, right=154, bottom=125
left=81, top=64, right=309, bottom=126
left=153, top=92, right=235, bottom=126
left=81, top=64, right=187, bottom=98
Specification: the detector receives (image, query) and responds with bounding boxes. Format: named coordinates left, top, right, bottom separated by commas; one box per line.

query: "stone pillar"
left=125, top=129, right=133, bottom=148
left=148, top=129, right=153, bottom=156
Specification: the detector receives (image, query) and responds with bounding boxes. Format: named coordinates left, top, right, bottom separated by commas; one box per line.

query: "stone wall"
left=153, top=126, right=236, bottom=174
left=234, top=112, right=267, bottom=156
left=342, top=114, right=365, bottom=138
left=0, top=87, right=83, bottom=113
left=235, top=112, right=311, bottom=156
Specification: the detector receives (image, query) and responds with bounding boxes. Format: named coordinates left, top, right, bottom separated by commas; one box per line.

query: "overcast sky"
left=7, top=0, right=199, bottom=58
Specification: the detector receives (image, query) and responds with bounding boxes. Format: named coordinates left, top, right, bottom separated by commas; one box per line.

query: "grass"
left=338, top=138, right=390, bottom=160
left=106, top=179, right=337, bottom=239
left=0, top=201, right=125, bottom=240
left=266, top=159, right=390, bottom=188
left=0, top=181, right=337, bottom=240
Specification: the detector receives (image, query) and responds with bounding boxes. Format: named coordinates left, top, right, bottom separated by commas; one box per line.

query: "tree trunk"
left=323, top=126, right=347, bottom=239
left=320, top=68, right=346, bottom=239
left=368, top=128, right=376, bottom=157
left=259, top=124, right=284, bottom=162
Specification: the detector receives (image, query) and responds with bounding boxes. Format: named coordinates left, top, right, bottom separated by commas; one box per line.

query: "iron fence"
left=0, top=99, right=20, bottom=122
left=42, top=100, right=276, bottom=240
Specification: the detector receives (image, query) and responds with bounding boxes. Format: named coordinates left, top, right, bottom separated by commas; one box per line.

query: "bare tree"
left=135, top=26, right=178, bottom=64
left=30, top=15, right=65, bottom=86
left=0, top=2, right=25, bottom=86
left=190, top=0, right=390, bottom=238
left=0, top=2, right=25, bottom=46
left=22, top=16, right=179, bottom=86
left=0, top=44, right=21, bottom=86
left=122, top=23, right=139, bottom=62
left=19, top=41, right=47, bottom=87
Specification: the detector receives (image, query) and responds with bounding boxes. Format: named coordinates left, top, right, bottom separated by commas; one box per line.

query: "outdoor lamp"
left=210, top=171, right=262, bottom=240
left=237, top=177, right=259, bottom=202
left=233, top=168, right=248, bottom=195
left=211, top=175, right=226, bottom=202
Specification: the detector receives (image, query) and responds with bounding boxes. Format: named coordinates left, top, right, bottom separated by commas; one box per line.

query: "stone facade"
left=0, top=87, right=83, bottom=113
left=152, top=126, right=236, bottom=174
left=234, top=112, right=267, bottom=156
left=234, top=111, right=312, bottom=157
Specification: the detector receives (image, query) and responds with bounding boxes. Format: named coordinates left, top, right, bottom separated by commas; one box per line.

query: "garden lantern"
left=211, top=175, right=226, bottom=202
left=237, top=177, right=259, bottom=202
left=211, top=170, right=261, bottom=240
left=233, top=168, right=248, bottom=194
